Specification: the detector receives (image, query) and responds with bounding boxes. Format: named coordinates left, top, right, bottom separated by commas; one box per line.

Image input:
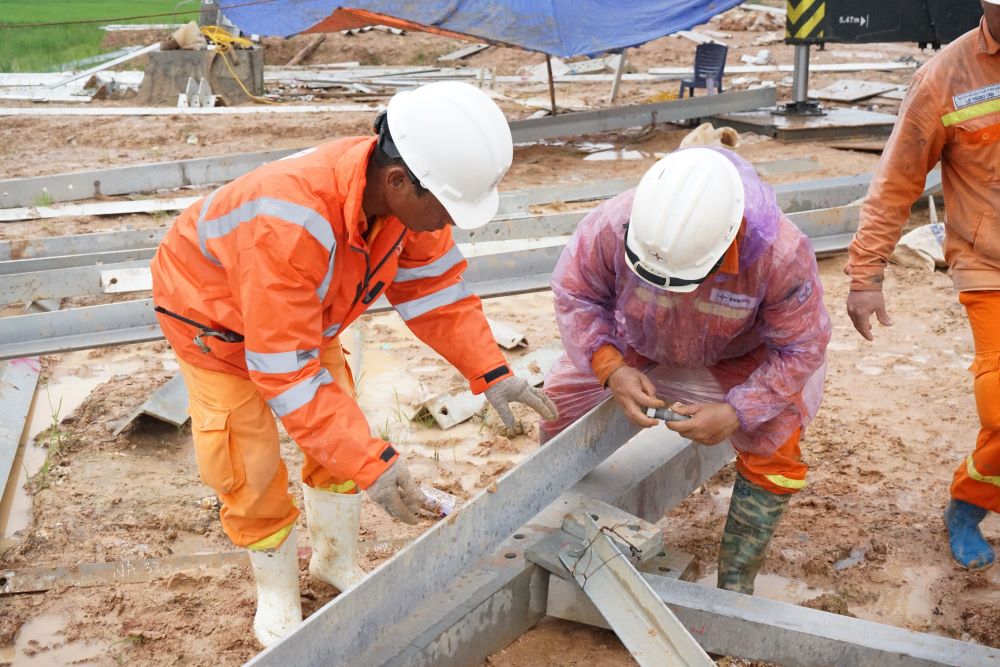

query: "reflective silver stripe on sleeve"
left=393, top=245, right=464, bottom=283
left=393, top=281, right=473, bottom=321
left=196, top=190, right=220, bottom=266
left=198, top=197, right=335, bottom=268
left=246, top=348, right=319, bottom=375
left=323, top=322, right=342, bottom=338
left=316, top=251, right=336, bottom=302
left=268, top=368, right=333, bottom=417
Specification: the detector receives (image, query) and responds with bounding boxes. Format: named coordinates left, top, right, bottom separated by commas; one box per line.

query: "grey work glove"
left=484, top=375, right=559, bottom=431
left=366, top=458, right=422, bottom=525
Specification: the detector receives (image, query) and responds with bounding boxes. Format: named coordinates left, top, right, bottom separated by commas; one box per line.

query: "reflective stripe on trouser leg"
left=737, top=427, right=807, bottom=495
left=952, top=291, right=1000, bottom=514
left=300, top=338, right=360, bottom=494
left=176, top=357, right=299, bottom=548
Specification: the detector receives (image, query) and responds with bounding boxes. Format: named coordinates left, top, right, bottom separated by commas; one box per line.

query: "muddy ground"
left=3, top=5, right=997, bottom=666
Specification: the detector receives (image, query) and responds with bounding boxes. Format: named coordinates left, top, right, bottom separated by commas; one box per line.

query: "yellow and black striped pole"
left=778, top=0, right=826, bottom=114
left=786, top=0, right=826, bottom=44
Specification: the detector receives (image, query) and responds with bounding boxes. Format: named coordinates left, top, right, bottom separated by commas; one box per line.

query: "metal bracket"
left=177, top=77, right=218, bottom=108
left=558, top=509, right=714, bottom=667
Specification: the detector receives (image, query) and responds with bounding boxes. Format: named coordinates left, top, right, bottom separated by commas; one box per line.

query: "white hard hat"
left=625, top=148, right=744, bottom=292
left=386, top=81, right=513, bottom=230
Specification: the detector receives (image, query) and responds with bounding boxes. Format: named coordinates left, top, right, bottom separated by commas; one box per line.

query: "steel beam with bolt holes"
left=547, top=573, right=1000, bottom=667
left=248, top=415, right=734, bottom=666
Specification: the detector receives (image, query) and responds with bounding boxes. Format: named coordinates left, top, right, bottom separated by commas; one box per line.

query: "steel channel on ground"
left=0, top=247, right=563, bottom=360
left=0, top=89, right=774, bottom=208
left=255, top=425, right=734, bottom=666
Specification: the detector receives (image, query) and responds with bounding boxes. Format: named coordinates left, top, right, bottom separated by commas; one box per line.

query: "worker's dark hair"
left=373, top=111, right=427, bottom=195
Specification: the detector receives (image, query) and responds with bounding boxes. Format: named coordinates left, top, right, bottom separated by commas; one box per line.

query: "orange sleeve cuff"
left=352, top=444, right=398, bottom=490
left=591, top=344, right=627, bottom=387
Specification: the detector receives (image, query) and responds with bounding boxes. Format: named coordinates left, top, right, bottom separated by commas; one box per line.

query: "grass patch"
left=0, top=1, right=199, bottom=73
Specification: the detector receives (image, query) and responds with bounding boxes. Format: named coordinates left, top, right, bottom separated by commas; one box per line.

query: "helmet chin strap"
left=623, top=223, right=723, bottom=289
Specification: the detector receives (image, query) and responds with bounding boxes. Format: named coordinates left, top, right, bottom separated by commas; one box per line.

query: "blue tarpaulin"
left=224, top=1, right=744, bottom=58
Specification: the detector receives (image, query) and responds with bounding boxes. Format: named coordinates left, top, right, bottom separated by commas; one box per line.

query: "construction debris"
left=810, top=79, right=902, bottom=102
left=286, top=34, right=327, bottom=66
left=680, top=122, right=742, bottom=149
left=438, top=43, right=491, bottom=61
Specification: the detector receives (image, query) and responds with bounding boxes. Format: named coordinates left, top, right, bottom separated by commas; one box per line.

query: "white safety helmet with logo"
left=625, top=147, right=745, bottom=292
left=386, top=81, right=513, bottom=230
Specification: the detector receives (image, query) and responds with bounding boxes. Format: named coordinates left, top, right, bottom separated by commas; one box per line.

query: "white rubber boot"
left=302, top=484, right=367, bottom=591
left=247, top=526, right=303, bottom=647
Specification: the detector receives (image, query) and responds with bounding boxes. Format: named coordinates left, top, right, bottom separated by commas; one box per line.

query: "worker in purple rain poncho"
left=542, top=147, right=831, bottom=595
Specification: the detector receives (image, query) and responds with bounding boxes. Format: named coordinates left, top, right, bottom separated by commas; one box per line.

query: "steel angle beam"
left=0, top=248, right=156, bottom=275
left=559, top=513, right=713, bottom=667
left=0, top=196, right=198, bottom=223
left=249, top=398, right=642, bottom=666
left=1, top=260, right=148, bottom=305
left=0, top=299, right=161, bottom=360
left=0, top=149, right=298, bottom=208
left=508, top=88, right=777, bottom=143
left=775, top=168, right=941, bottom=214
left=0, top=249, right=560, bottom=360
left=112, top=374, right=189, bottom=436
left=495, top=178, right=637, bottom=217
left=0, top=228, right=166, bottom=262
left=350, top=428, right=733, bottom=667
left=0, top=357, right=41, bottom=499
left=1, top=212, right=572, bottom=275
left=455, top=212, right=582, bottom=244
left=787, top=204, right=860, bottom=238
left=641, top=576, right=1000, bottom=667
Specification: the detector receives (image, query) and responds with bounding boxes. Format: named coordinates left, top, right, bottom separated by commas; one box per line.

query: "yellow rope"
left=199, top=25, right=277, bottom=105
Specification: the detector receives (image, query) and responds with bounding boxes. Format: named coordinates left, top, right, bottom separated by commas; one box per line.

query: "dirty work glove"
left=366, top=459, right=422, bottom=525
left=484, top=376, right=559, bottom=430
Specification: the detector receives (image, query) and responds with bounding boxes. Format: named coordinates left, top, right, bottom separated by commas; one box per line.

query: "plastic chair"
left=679, top=43, right=728, bottom=98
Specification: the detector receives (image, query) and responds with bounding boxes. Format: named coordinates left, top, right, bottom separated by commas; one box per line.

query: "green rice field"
left=0, top=1, right=200, bottom=72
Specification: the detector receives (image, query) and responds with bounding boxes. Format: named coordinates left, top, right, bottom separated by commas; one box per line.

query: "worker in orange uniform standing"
left=846, top=1, right=1000, bottom=571
left=543, top=148, right=830, bottom=595
left=151, top=82, right=557, bottom=646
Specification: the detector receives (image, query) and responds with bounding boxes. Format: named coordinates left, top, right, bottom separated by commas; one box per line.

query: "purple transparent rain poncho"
left=542, top=148, right=831, bottom=456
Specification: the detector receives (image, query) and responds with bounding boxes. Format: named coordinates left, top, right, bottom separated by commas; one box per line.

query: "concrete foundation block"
left=137, top=47, right=264, bottom=106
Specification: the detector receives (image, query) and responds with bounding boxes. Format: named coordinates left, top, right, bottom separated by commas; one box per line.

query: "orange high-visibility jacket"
left=151, top=136, right=510, bottom=488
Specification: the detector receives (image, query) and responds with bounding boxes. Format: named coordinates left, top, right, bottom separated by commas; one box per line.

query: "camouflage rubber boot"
left=717, top=472, right=790, bottom=595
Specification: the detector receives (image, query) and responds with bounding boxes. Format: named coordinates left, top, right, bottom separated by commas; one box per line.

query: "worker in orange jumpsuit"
left=846, top=1, right=1000, bottom=571
left=151, top=82, right=556, bottom=646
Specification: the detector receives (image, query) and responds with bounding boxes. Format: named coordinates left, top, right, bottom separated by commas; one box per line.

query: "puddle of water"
left=855, top=564, right=942, bottom=624
left=833, top=547, right=866, bottom=571
left=1, top=441, right=46, bottom=541
left=26, top=349, right=154, bottom=441
left=3, top=348, right=170, bottom=544
left=0, top=614, right=108, bottom=665
left=697, top=570, right=825, bottom=604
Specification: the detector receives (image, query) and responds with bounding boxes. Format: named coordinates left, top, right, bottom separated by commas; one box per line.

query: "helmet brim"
left=437, top=187, right=500, bottom=230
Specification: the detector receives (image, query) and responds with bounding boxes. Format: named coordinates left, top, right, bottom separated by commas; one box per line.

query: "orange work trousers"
left=951, top=291, right=1000, bottom=513
left=177, top=339, right=358, bottom=548
left=738, top=427, right=807, bottom=495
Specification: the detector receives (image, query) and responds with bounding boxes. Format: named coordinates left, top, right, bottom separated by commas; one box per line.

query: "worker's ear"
left=385, top=165, right=409, bottom=192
